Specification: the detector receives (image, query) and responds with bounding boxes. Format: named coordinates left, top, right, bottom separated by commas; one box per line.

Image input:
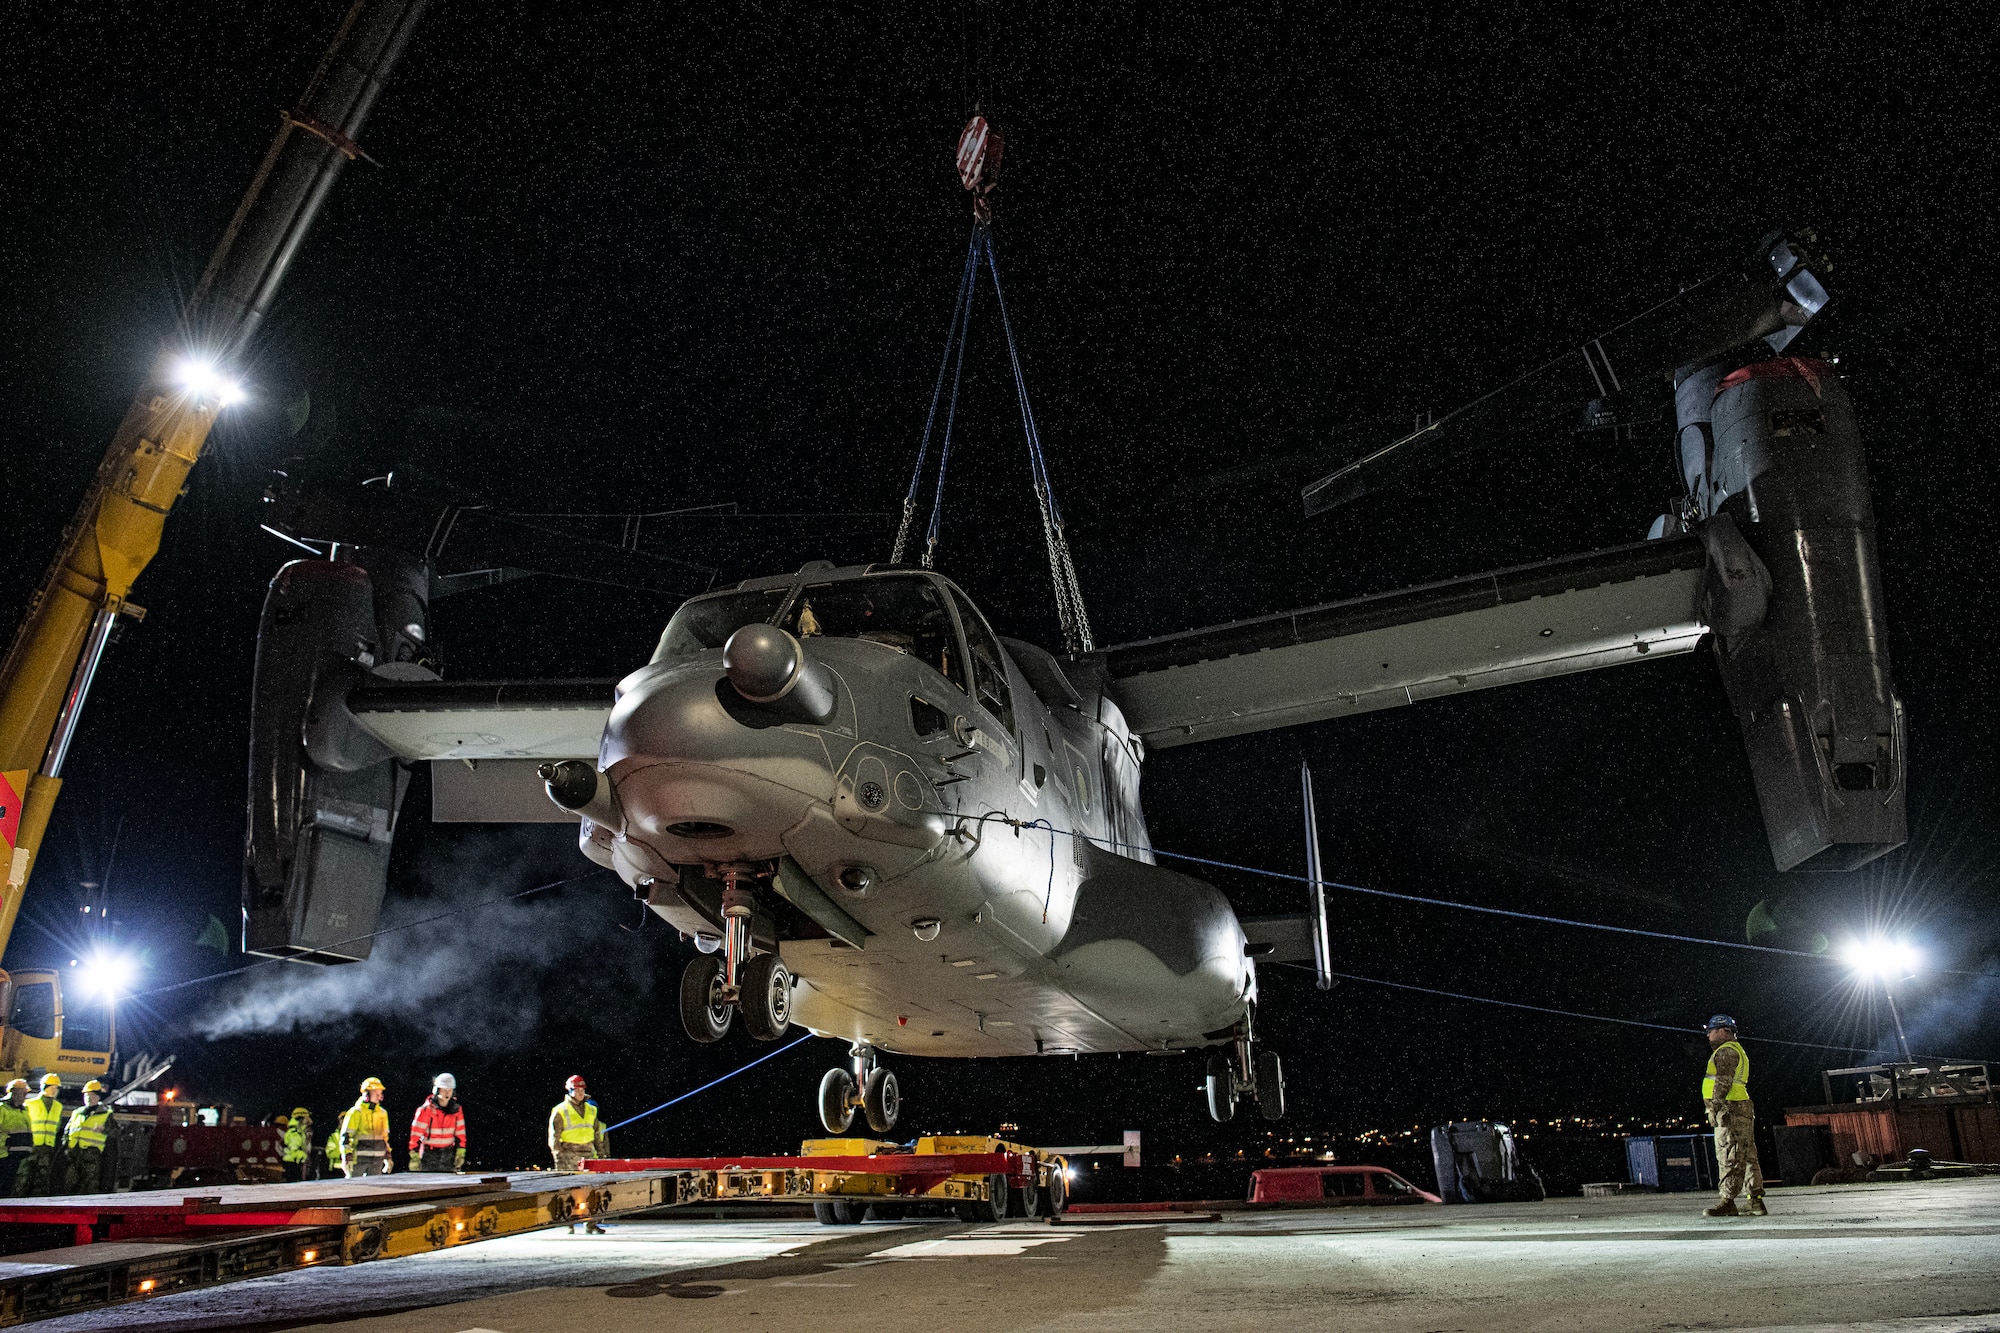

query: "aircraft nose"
left=598, top=657, right=838, bottom=862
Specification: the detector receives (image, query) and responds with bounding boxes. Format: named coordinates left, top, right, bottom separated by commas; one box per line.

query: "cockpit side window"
left=780, top=576, right=966, bottom=692
left=948, top=587, right=1015, bottom=736
left=654, top=589, right=790, bottom=662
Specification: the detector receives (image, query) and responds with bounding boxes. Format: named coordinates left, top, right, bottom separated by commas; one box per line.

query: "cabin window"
left=1321, top=1172, right=1365, bottom=1198
left=9, top=982, right=55, bottom=1042
left=1371, top=1172, right=1415, bottom=1196
left=655, top=589, right=789, bottom=660
left=62, top=993, right=112, bottom=1055
left=783, top=577, right=965, bottom=692
left=948, top=588, right=1015, bottom=735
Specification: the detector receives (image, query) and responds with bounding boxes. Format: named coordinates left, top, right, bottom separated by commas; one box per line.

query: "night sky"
left=2, top=3, right=1995, bottom=1184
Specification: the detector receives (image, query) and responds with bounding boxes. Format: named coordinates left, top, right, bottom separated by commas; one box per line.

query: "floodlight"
left=175, top=358, right=245, bottom=407
left=75, top=949, right=137, bottom=1000
left=1838, top=936, right=1921, bottom=980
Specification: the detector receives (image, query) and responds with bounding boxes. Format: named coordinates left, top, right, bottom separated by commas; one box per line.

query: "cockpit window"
left=654, top=589, right=790, bottom=661
left=949, top=587, right=1015, bottom=736
left=781, top=576, right=965, bottom=691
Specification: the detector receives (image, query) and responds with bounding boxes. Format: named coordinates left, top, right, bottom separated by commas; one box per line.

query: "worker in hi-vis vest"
left=281, top=1107, right=314, bottom=1182
left=1701, top=1014, right=1767, bottom=1217
left=16, top=1075, right=67, bottom=1197
left=62, top=1080, right=114, bottom=1194
left=339, top=1077, right=392, bottom=1177
left=548, top=1074, right=608, bottom=1233
left=409, top=1073, right=468, bottom=1173
left=0, top=1080, right=32, bottom=1195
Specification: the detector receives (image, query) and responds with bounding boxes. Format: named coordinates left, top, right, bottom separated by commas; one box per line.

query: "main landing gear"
left=1205, top=1014, right=1283, bottom=1123
left=678, top=866, right=793, bottom=1043
left=820, top=1044, right=899, bottom=1134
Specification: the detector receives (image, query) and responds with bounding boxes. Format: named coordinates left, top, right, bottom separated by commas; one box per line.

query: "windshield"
left=654, top=589, right=790, bottom=661
left=780, top=576, right=964, bottom=690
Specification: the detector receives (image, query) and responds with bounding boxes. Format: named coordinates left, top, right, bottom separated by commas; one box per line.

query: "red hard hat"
left=566, top=1074, right=587, bottom=1091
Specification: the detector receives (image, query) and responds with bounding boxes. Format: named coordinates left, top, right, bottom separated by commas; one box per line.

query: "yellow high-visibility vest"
left=340, top=1100, right=389, bottom=1147
left=64, top=1103, right=113, bottom=1152
left=282, top=1121, right=311, bottom=1163
left=1703, top=1040, right=1751, bottom=1101
left=553, top=1099, right=600, bottom=1145
left=24, top=1096, right=64, bottom=1147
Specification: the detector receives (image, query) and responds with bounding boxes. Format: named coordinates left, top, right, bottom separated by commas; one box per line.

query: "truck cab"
left=0, top=966, right=116, bottom=1086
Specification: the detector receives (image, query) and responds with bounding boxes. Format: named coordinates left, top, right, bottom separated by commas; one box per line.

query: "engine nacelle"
left=1679, top=357, right=1905, bottom=870
left=242, top=553, right=430, bottom=962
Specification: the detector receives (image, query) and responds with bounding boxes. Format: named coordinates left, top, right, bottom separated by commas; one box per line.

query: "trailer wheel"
left=679, top=955, right=732, bottom=1043
left=1206, top=1054, right=1237, bottom=1123
left=819, top=1068, right=857, bottom=1133
left=1045, top=1167, right=1069, bottom=1217
left=813, top=1200, right=860, bottom=1225
left=862, top=1067, right=900, bottom=1133
left=1010, top=1171, right=1040, bottom=1218
left=739, top=953, right=792, bottom=1041
left=1256, top=1050, right=1285, bottom=1121
left=976, top=1173, right=1009, bottom=1223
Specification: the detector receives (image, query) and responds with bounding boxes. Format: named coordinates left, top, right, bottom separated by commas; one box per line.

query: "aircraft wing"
left=347, top=679, right=614, bottom=823
left=1099, top=536, right=1708, bottom=750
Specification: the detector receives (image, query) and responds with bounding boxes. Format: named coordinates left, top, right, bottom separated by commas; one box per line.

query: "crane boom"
left=0, top=0, right=427, bottom=961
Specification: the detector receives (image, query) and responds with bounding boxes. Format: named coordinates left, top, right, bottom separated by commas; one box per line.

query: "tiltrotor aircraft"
left=243, top=229, right=1902, bottom=1133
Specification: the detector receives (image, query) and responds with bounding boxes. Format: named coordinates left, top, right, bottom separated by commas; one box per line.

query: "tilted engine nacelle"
left=242, top=550, right=431, bottom=962
left=1675, top=356, right=1905, bottom=870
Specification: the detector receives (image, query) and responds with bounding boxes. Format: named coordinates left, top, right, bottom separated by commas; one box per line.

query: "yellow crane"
left=0, top=0, right=426, bottom=1086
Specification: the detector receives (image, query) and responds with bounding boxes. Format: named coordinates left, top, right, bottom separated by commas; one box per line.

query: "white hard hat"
left=433, top=1073, right=457, bottom=1090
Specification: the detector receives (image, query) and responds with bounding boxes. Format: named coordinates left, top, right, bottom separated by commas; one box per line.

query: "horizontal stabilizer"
left=1241, top=914, right=1315, bottom=962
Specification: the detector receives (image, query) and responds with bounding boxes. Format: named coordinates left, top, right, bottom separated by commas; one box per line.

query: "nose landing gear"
left=819, top=1045, right=899, bottom=1134
left=678, top=864, right=793, bottom=1044
left=1204, top=1014, right=1284, bottom=1123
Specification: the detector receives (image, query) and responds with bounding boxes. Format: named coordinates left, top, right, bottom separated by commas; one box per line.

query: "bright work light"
left=175, top=357, right=245, bottom=407
left=1838, top=936, right=1921, bottom=980
left=75, top=949, right=137, bottom=1000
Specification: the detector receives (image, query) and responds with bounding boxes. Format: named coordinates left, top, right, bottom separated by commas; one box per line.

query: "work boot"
left=585, top=1221, right=607, bottom=1235
left=1703, top=1198, right=1739, bottom=1218
left=1745, top=1193, right=1768, bottom=1217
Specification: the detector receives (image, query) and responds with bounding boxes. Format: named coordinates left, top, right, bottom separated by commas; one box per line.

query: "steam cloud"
left=192, top=829, right=658, bottom=1051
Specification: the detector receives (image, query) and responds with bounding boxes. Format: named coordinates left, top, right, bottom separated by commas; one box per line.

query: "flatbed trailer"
left=0, top=1135, right=1070, bottom=1324
left=0, top=1170, right=693, bottom=1326
left=589, top=1135, right=1072, bottom=1223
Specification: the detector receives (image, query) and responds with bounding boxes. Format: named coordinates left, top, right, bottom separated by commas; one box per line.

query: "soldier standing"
left=1702, top=1014, right=1768, bottom=1217
left=548, top=1074, right=608, bottom=1234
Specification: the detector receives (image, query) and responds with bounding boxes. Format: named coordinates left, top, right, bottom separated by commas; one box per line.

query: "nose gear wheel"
left=679, top=955, right=732, bottom=1043
left=740, top=953, right=793, bottom=1041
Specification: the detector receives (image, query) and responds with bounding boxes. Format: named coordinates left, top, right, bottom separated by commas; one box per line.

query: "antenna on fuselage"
left=1301, top=761, right=1334, bottom=992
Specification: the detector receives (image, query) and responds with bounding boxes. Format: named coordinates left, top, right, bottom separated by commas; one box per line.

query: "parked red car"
left=1249, top=1165, right=1443, bottom=1206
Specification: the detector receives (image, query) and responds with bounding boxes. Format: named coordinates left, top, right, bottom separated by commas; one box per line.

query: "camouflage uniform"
left=1705, top=1041, right=1765, bottom=1204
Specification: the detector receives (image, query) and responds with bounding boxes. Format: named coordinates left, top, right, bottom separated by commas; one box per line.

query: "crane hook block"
left=957, top=115, right=1004, bottom=220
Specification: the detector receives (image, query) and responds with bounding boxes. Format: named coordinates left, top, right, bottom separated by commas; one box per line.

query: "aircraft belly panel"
left=1115, top=563, right=1705, bottom=748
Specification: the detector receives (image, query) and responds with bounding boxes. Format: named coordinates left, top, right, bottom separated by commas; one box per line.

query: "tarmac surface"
left=31, top=1177, right=2000, bottom=1333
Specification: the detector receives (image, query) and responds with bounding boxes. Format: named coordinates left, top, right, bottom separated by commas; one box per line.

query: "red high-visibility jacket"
left=409, top=1096, right=467, bottom=1154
